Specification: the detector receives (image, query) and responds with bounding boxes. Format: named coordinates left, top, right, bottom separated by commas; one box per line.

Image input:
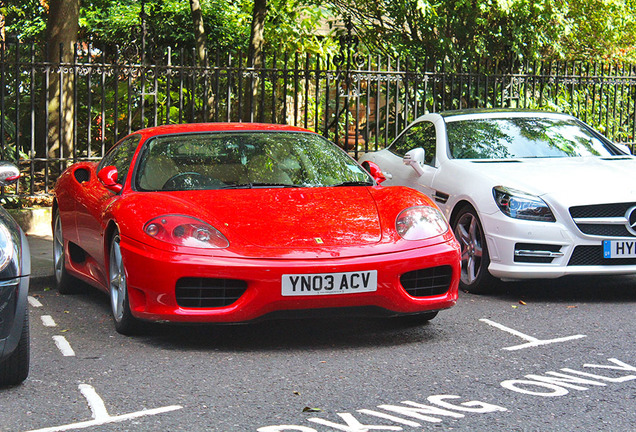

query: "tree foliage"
left=2, top=0, right=336, bottom=57
left=327, top=0, right=636, bottom=64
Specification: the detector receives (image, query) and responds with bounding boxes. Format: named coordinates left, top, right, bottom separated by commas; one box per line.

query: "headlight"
left=0, top=223, right=14, bottom=271
left=396, top=206, right=449, bottom=240
left=144, top=215, right=229, bottom=249
left=493, top=186, right=556, bottom=222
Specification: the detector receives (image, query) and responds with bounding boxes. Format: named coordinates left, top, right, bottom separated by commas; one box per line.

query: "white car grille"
left=569, top=202, right=636, bottom=238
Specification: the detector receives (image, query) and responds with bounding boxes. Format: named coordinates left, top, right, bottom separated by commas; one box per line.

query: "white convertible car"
left=359, top=110, right=636, bottom=293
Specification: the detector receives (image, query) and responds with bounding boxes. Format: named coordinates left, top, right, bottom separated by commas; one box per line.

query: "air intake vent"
left=74, top=168, right=90, bottom=183
left=514, top=243, right=562, bottom=263
left=400, top=266, right=452, bottom=297
left=568, top=246, right=636, bottom=266
left=176, top=278, right=247, bottom=308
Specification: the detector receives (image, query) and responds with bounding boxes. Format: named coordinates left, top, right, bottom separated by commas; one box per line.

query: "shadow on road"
left=39, top=283, right=450, bottom=352
left=482, top=274, right=636, bottom=303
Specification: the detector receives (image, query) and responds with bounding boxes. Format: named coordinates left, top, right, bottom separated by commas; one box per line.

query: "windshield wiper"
left=332, top=181, right=374, bottom=187
left=217, top=182, right=300, bottom=189
left=218, top=183, right=253, bottom=189
left=250, top=182, right=300, bottom=188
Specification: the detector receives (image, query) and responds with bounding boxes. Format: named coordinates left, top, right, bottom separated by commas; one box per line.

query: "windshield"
left=446, top=117, right=621, bottom=159
left=135, top=131, right=373, bottom=191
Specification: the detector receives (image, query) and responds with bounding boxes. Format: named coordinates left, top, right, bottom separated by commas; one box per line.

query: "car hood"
left=134, top=187, right=383, bottom=248
left=456, top=156, right=636, bottom=205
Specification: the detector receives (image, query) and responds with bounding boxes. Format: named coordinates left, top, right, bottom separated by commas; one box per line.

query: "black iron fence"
left=2, top=40, right=636, bottom=200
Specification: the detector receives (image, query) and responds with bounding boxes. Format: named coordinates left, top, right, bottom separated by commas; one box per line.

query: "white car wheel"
left=452, top=206, right=496, bottom=293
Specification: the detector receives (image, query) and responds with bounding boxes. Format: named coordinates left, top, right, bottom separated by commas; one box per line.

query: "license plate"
left=603, top=240, right=636, bottom=258
left=281, top=270, right=377, bottom=296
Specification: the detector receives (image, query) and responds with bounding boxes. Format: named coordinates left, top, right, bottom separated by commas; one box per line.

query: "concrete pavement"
left=26, top=234, right=54, bottom=286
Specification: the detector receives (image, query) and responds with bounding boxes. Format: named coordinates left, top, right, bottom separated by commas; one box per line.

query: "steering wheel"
left=162, top=172, right=206, bottom=190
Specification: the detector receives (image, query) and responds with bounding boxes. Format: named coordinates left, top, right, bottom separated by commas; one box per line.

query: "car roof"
left=135, top=122, right=313, bottom=138
left=439, top=108, right=572, bottom=121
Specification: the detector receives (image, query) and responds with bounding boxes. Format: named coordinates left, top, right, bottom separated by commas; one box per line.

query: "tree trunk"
left=41, top=0, right=79, bottom=164
left=0, top=10, right=5, bottom=42
left=189, top=0, right=206, bottom=65
left=248, top=0, right=267, bottom=69
left=189, top=0, right=215, bottom=121
left=243, top=0, right=267, bottom=121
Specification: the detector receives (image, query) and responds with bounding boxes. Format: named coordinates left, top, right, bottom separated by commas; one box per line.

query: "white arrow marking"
left=480, top=318, right=586, bottom=351
left=24, top=384, right=183, bottom=432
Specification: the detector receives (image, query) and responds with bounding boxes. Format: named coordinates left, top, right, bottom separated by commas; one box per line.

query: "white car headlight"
left=493, top=186, right=556, bottom=222
left=0, top=223, right=14, bottom=272
left=396, top=206, right=449, bottom=240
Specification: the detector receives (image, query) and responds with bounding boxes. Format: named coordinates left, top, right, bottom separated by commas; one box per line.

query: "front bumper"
left=119, top=236, right=460, bottom=323
left=0, top=228, right=29, bottom=360
left=0, top=276, right=29, bottom=359
left=482, top=211, right=636, bottom=280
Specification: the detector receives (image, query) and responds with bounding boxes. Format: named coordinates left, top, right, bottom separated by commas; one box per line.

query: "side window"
left=388, top=121, right=437, bottom=166
left=98, top=135, right=141, bottom=185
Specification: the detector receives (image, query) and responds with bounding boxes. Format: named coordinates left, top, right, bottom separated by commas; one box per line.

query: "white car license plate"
left=603, top=240, right=636, bottom=258
left=281, top=270, right=377, bottom=296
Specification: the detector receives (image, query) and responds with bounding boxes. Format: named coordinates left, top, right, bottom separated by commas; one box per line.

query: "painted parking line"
left=24, top=384, right=183, bottom=432
left=52, top=336, right=76, bottom=357
left=479, top=318, right=586, bottom=351
left=41, top=315, right=57, bottom=327
left=28, top=296, right=43, bottom=308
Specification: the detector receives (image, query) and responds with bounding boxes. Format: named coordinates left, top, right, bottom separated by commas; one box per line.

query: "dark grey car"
left=0, top=162, right=30, bottom=386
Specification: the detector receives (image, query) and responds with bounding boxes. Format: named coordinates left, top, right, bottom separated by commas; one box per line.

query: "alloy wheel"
left=109, top=236, right=126, bottom=323
left=454, top=211, right=484, bottom=286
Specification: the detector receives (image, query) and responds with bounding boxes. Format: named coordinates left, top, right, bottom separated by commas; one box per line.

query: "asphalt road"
left=1, top=274, right=635, bottom=432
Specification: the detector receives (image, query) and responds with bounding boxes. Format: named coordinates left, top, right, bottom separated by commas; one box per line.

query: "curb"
left=8, top=207, right=52, bottom=237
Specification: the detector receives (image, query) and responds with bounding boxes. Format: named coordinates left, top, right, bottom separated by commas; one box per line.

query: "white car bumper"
left=481, top=211, right=636, bottom=280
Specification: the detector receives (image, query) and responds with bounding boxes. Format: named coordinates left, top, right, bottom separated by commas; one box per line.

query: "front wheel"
left=452, top=206, right=496, bottom=294
left=53, top=209, right=81, bottom=294
left=109, top=232, right=139, bottom=335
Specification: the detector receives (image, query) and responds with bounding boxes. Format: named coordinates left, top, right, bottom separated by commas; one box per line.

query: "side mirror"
left=403, top=148, right=426, bottom=176
left=362, top=161, right=386, bottom=184
left=0, top=162, right=20, bottom=187
left=97, top=165, right=123, bottom=193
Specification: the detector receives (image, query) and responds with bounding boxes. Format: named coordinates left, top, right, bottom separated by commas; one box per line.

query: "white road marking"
left=52, top=336, right=76, bottom=357
left=79, top=384, right=109, bottom=421
left=28, top=296, right=43, bottom=307
left=41, top=315, right=56, bottom=327
left=23, top=384, right=183, bottom=432
left=479, top=318, right=586, bottom=351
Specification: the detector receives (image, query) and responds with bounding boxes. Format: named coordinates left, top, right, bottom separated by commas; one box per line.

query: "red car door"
left=74, top=135, right=141, bottom=287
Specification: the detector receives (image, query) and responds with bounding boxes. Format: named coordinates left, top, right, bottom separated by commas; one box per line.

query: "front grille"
left=176, top=277, right=247, bottom=308
left=576, top=224, right=631, bottom=237
left=569, top=202, right=636, bottom=238
left=400, top=266, right=452, bottom=297
left=568, top=246, right=636, bottom=266
left=569, top=202, right=635, bottom=218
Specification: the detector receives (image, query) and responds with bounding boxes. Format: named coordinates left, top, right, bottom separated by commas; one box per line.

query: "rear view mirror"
left=0, top=162, right=20, bottom=187
left=403, top=148, right=426, bottom=176
left=98, top=165, right=123, bottom=193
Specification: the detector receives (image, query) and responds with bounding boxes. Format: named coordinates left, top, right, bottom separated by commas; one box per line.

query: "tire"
left=53, top=209, right=81, bottom=294
left=109, top=232, right=139, bottom=335
left=452, top=206, right=497, bottom=294
left=0, top=312, right=30, bottom=387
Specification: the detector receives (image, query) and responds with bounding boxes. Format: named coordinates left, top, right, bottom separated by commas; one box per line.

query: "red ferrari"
left=53, top=123, right=460, bottom=334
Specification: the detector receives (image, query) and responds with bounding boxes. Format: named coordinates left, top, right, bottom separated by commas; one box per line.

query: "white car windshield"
left=135, top=131, right=373, bottom=191
left=446, top=117, right=620, bottom=159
